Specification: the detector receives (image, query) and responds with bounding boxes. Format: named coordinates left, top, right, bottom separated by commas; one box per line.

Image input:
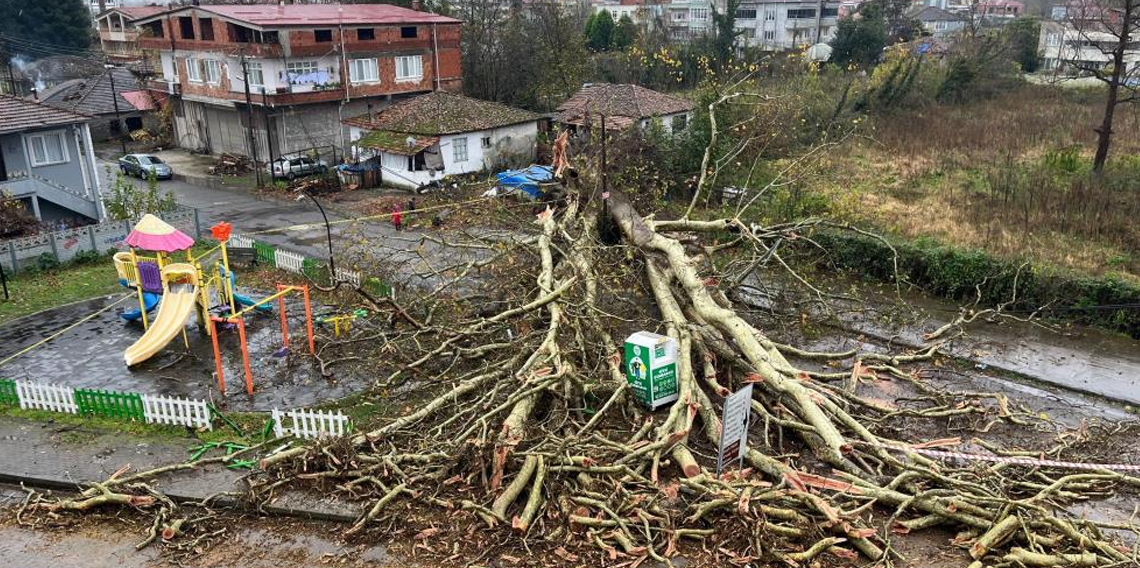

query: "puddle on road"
left=0, top=513, right=393, bottom=568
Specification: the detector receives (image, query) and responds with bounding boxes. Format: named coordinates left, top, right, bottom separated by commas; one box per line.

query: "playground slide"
left=120, top=292, right=161, bottom=322
left=124, top=264, right=200, bottom=367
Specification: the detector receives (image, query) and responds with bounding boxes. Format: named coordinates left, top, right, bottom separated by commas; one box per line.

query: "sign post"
left=623, top=331, right=679, bottom=410
left=717, top=384, right=753, bottom=477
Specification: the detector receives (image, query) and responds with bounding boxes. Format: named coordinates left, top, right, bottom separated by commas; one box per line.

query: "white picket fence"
left=141, top=394, right=212, bottom=430
left=274, top=249, right=305, bottom=273
left=271, top=408, right=350, bottom=440
left=228, top=234, right=255, bottom=249
left=15, top=380, right=77, bottom=413
left=335, top=267, right=362, bottom=286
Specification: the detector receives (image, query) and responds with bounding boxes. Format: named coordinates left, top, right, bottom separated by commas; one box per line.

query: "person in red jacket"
left=392, top=203, right=403, bottom=231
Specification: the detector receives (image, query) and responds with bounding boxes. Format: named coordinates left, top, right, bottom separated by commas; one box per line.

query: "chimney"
left=98, top=0, right=106, bottom=13
left=412, top=0, right=422, bottom=11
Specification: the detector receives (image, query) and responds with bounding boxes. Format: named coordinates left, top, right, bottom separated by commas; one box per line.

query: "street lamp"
left=104, top=63, right=127, bottom=155
left=295, top=192, right=335, bottom=285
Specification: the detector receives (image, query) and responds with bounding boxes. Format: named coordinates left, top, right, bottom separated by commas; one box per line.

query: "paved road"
left=98, top=161, right=491, bottom=290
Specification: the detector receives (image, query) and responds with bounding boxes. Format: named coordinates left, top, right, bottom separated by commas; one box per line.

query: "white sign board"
left=717, top=384, right=753, bottom=476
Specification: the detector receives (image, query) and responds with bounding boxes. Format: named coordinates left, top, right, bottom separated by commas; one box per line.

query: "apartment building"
left=96, top=5, right=169, bottom=68
left=733, top=0, right=840, bottom=50
left=134, top=3, right=463, bottom=160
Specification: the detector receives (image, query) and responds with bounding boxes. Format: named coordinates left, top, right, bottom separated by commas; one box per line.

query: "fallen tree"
left=20, top=96, right=1140, bottom=568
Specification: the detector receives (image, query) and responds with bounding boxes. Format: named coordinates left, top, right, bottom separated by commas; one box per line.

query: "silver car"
left=119, top=154, right=173, bottom=180
left=267, top=155, right=329, bottom=180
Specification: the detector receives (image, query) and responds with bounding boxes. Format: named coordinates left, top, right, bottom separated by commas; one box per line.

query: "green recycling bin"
left=624, top=331, right=679, bottom=410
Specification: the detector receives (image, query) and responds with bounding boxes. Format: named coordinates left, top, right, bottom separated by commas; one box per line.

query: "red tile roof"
left=138, top=4, right=461, bottom=28
left=556, top=83, right=694, bottom=126
left=116, top=5, right=171, bottom=20
left=0, top=95, right=89, bottom=135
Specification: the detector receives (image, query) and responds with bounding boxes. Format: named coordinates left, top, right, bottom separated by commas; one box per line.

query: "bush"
left=810, top=230, right=1140, bottom=337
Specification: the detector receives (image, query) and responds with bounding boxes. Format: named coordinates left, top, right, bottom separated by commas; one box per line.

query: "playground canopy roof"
left=126, top=214, right=195, bottom=252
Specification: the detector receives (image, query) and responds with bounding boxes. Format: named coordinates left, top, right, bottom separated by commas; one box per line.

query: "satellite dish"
left=806, top=43, right=833, bottom=63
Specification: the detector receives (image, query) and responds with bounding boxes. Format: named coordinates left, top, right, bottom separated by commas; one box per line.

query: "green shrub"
left=810, top=230, right=1140, bottom=337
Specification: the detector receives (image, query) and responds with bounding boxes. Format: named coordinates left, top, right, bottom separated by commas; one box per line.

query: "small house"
left=345, top=92, right=543, bottom=190
left=39, top=67, right=157, bottom=141
left=555, top=83, right=695, bottom=134
left=0, top=95, right=104, bottom=224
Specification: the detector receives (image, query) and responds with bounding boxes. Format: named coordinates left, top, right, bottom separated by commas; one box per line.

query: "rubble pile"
left=207, top=153, right=255, bottom=176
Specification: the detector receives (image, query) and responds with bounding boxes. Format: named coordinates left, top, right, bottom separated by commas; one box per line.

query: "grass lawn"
left=0, top=261, right=122, bottom=326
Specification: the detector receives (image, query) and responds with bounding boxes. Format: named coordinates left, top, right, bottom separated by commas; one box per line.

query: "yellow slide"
left=124, top=263, right=199, bottom=367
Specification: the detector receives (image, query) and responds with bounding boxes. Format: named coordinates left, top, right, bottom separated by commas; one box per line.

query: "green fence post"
left=0, top=379, right=18, bottom=406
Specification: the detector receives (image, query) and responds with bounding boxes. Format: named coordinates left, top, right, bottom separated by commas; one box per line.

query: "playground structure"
left=113, top=216, right=315, bottom=395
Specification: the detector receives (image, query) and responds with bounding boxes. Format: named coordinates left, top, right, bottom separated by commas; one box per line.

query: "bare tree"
left=1059, top=0, right=1140, bottom=171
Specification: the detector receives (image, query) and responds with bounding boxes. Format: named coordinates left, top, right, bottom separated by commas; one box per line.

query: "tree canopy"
left=0, top=0, right=93, bottom=57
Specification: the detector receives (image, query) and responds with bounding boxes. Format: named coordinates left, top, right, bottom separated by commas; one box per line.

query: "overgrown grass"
left=817, top=83, right=1140, bottom=279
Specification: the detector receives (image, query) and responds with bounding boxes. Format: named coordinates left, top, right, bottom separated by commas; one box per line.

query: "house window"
left=27, top=131, right=69, bottom=167
left=452, top=137, right=468, bottom=162
left=200, top=17, right=215, bottom=41
left=186, top=57, right=202, bottom=82
left=690, top=7, right=709, bottom=20
left=357, top=28, right=375, bottom=40
left=203, top=59, right=221, bottom=84
left=736, top=8, right=757, bottom=19
left=764, top=29, right=775, bottom=40
left=1047, top=33, right=1061, bottom=46
left=315, top=29, right=333, bottom=42
left=245, top=61, right=264, bottom=89
left=349, top=58, right=379, bottom=83
left=765, top=9, right=776, bottom=20
left=145, top=21, right=164, bottom=38
left=395, top=55, right=423, bottom=82
left=787, top=8, right=816, bottom=19
left=401, top=26, right=418, bottom=38
left=481, top=136, right=492, bottom=149
left=672, top=114, right=688, bottom=132
left=287, top=61, right=318, bottom=75
left=179, top=16, right=195, bottom=39
left=822, top=7, right=838, bottom=17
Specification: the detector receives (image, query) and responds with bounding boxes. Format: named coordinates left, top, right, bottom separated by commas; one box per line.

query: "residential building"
left=666, top=0, right=714, bottom=41
left=95, top=6, right=170, bottom=70
left=345, top=92, right=542, bottom=190
left=974, top=0, right=1024, bottom=21
left=133, top=3, right=463, bottom=160
left=909, top=5, right=968, bottom=37
left=555, top=83, right=694, bottom=133
left=39, top=67, right=157, bottom=141
left=592, top=1, right=668, bottom=29
left=0, top=96, right=104, bottom=223
left=733, top=0, right=840, bottom=50
left=1038, top=20, right=1140, bottom=75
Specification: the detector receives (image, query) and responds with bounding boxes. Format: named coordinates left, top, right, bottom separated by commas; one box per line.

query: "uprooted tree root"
left=18, top=179, right=1140, bottom=566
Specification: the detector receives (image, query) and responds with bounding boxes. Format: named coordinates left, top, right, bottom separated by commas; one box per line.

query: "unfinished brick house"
left=134, top=3, right=462, bottom=160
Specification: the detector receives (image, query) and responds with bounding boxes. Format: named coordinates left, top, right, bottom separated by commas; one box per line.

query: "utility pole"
left=240, top=49, right=263, bottom=188
left=262, top=88, right=274, bottom=168
left=105, top=63, right=127, bottom=155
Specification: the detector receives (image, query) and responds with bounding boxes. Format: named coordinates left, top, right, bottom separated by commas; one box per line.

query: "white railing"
left=15, top=381, right=77, bottom=413
left=272, top=408, right=350, bottom=440
left=335, top=267, right=361, bottom=287
left=274, top=249, right=305, bottom=273
left=228, top=234, right=255, bottom=249
left=141, top=394, right=212, bottom=430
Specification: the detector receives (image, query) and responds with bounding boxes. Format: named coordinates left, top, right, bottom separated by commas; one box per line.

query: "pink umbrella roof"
left=125, top=214, right=195, bottom=252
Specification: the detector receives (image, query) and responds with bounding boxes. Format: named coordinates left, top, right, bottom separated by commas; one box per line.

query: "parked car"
left=267, top=155, right=329, bottom=180
left=118, top=154, right=173, bottom=180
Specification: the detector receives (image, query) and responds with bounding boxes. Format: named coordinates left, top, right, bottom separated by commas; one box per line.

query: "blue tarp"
left=496, top=165, right=554, bottom=199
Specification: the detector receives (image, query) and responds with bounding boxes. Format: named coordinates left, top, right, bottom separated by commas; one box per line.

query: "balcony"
left=146, top=78, right=181, bottom=95
left=98, top=29, right=139, bottom=43
left=785, top=16, right=837, bottom=29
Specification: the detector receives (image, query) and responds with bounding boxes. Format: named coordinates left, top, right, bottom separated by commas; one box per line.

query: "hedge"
left=809, top=230, right=1140, bottom=338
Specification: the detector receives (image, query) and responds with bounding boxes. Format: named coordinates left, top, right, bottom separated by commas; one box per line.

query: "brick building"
left=134, top=3, right=462, bottom=160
